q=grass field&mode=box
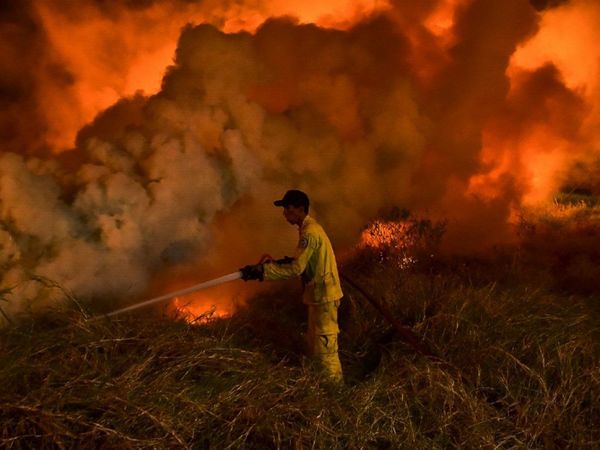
[1,203,599,449]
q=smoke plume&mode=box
[0,0,598,317]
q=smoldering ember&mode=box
[0,1,599,448]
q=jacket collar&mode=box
[300,214,313,230]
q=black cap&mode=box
[273,189,309,209]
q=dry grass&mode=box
[1,203,599,449]
[517,202,600,295]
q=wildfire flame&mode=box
[360,220,427,269]
[169,282,245,324]
[172,295,231,324]
[360,220,412,249]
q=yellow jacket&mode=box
[263,215,343,304]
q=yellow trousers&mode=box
[305,299,343,383]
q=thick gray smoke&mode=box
[0,91,263,316]
[0,0,594,320]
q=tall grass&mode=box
[1,204,599,448]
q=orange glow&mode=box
[6,0,599,267]
[34,1,203,150]
[510,1,600,92]
[123,44,178,96]
[257,0,389,29]
[172,293,232,324]
[424,0,466,42]
[463,0,600,210]
[518,130,572,205]
[504,0,600,205]
[166,281,247,324]
[31,0,389,152]
[468,129,570,206]
[360,220,420,268]
[220,0,390,32]
[361,220,411,249]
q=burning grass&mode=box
[1,204,600,448]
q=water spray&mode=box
[89,271,242,321]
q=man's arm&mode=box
[263,234,316,281]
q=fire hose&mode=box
[88,264,435,359]
[85,263,457,382]
[88,271,242,321]
[338,272,436,359]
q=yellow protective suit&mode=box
[263,215,343,383]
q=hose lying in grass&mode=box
[339,271,436,358]
[339,272,479,390]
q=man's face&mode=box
[283,204,305,225]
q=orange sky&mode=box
[32,0,390,150]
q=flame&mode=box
[172,294,232,324]
[360,220,421,269]
[360,220,411,249]
[168,282,244,323]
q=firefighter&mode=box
[240,190,344,383]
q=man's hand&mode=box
[240,264,264,281]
